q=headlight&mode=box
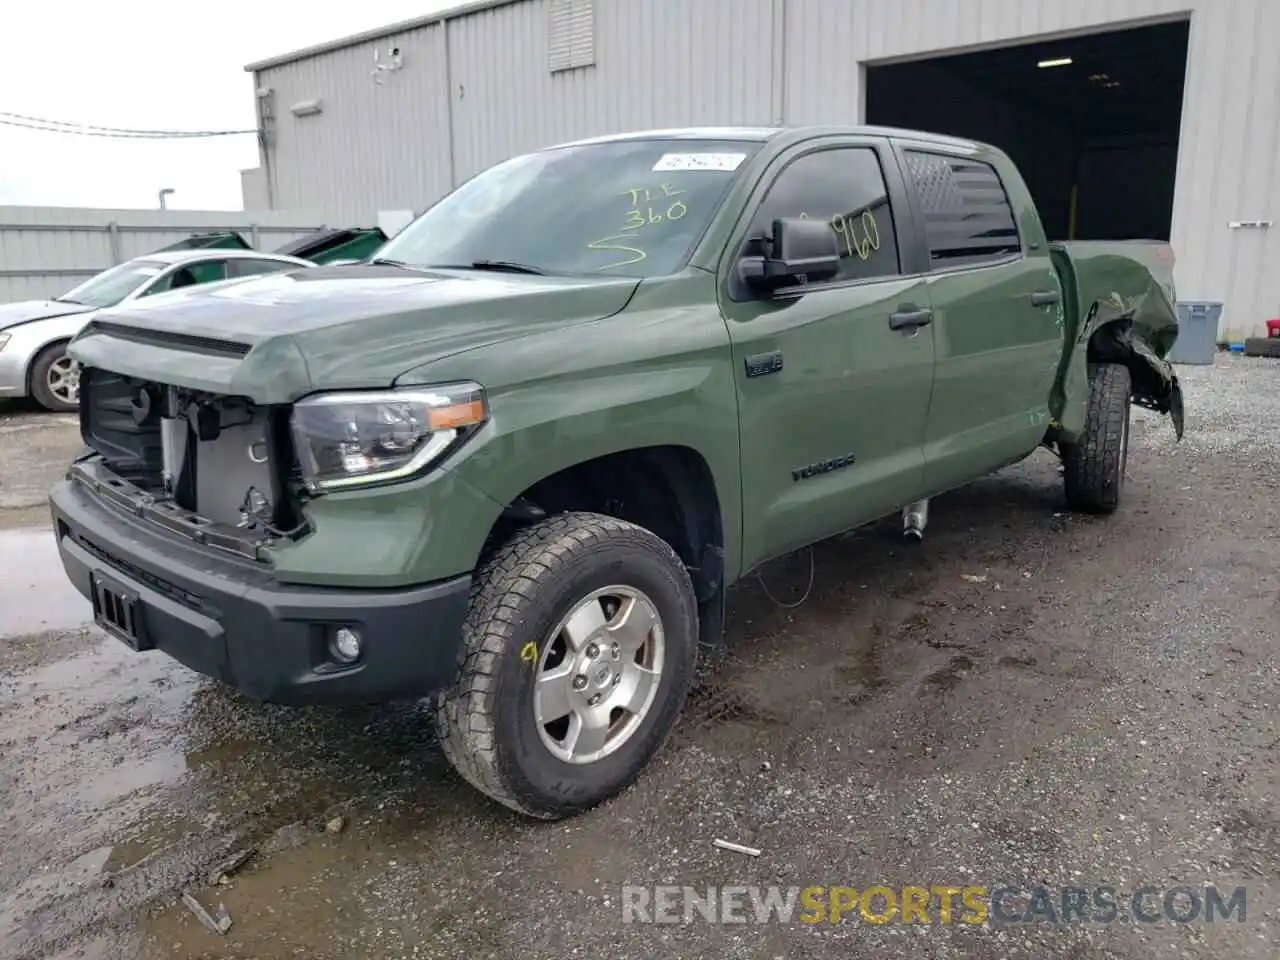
[0,332,10,352]
[291,382,487,491]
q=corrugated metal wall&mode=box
[252,0,1280,339]
[445,0,778,179]
[0,207,326,303]
[260,24,452,223]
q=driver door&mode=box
[718,139,936,571]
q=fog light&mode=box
[330,627,363,663]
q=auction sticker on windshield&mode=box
[652,152,746,172]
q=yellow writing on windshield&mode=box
[624,183,685,205]
[586,183,689,270]
[587,232,647,267]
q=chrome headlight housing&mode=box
[290,382,487,491]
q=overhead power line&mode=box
[0,110,258,139]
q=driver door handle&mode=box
[1030,290,1060,307]
[888,306,933,331]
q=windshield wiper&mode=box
[470,259,548,275]
[430,259,549,276]
[53,297,84,304]
[373,258,551,276]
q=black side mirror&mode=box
[740,217,841,293]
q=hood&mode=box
[67,264,640,403]
[0,299,95,331]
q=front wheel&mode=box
[434,511,698,819]
[29,342,80,413]
[1062,361,1132,513]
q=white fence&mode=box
[0,206,330,303]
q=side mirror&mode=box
[741,217,841,293]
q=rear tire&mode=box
[29,341,80,413]
[434,511,698,819]
[1062,362,1131,514]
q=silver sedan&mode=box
[0,249,314,412]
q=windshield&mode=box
[375,138,763,278]
[59,261,164,308]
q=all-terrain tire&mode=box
[29,341,79,413]
[434,511,698,819]
[1062,361,1132,514]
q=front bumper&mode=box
[49,476,472,706]
[0,334,34,397]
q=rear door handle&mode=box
[888,307,933,331]
[1030,290,1060,307]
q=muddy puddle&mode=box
[0,559,465,959]
[0,512,476,957]
[0,527,91,636]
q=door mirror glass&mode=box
[741,217,841,293]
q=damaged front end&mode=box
[72,367,307,561]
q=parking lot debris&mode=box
[207,847,257,887]
[325,815,346,835]
[712,838,762,857]
[182,891,233,934]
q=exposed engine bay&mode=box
[76,367,304,557]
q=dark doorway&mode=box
[865,20,1189,241]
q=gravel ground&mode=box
[0,354,1277,960]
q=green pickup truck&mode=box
[50,125,1184,819]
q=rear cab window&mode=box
[902,150,1021,268]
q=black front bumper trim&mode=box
[50,477,471,707]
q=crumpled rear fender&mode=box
[1050,242,1185,443]
[1086,310,1185,441]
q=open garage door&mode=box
[866,20,1190,242]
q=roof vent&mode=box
[548,0,595,73]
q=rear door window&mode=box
[227,258,296,279]
[185,260,228,284]
[142,260,228,296]
[903,151,1020,267]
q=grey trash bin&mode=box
[1168,301,1222,365]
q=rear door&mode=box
[893,143,1063,495]
[719,137,936,571]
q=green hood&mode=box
[68,265,640,403]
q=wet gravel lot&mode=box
[1,354,1278,959]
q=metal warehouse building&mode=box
[243,0,1279,341]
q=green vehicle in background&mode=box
[49,125,1183,819]
[158,226,390,264]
